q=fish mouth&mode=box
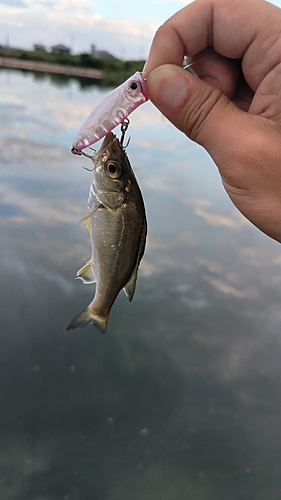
[98,132,121,155]
[101,131,115,147]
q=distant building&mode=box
[51,44,71,54]
[34,44,46,51]
[91,44,115,59]
[96,50,115,59]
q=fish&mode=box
[66,131,147,333]
[71,72,149,152]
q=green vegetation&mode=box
[0,46,145,74]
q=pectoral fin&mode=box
[123,265,138,302]
[76,260,95,284]
[80,202,105,225]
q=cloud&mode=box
[0,0,27,6]
[195,206,246,228]
[137,139,179,151]
[204,276,249,298]
[197,258,223,274]
[155,0,190,3]
[0,0,157,58]
[51,0,90,11]
[182,198,247,229]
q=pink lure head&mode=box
[72,72,149,152]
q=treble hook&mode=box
[80,150,95,171]
[82,149,107,171]
[71,145,99,159]
[120,118,130,147]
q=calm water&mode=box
[0,69,280,500]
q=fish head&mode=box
[91,132,134,200]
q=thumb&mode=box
[146,64,281,242]
[146,64,240,156]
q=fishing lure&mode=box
[72,71,149,153]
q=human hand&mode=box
[143,0,281,243]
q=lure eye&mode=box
[105,161,122,179]
[129,81,138,91]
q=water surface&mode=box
[0,69,280,500]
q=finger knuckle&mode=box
[182,84,225,144]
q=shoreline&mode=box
[0,56,103,79]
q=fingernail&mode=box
[142,60,148,78]
[148,66,188,111]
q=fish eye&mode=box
[108,163,117,174]
[105,161,122,179]
[129,81,138,90]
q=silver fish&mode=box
[66,132,147,333]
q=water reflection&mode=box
[0,69,280,499]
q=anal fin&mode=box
[76,260,95,284]
[123,266,138,302]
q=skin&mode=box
[143,0,281,243]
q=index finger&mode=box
[143,0,281,92]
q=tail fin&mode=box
[66,306,108,333]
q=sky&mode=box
[0,0,190,60]
[1,0,281,60]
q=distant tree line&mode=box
[0,46,145,73]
